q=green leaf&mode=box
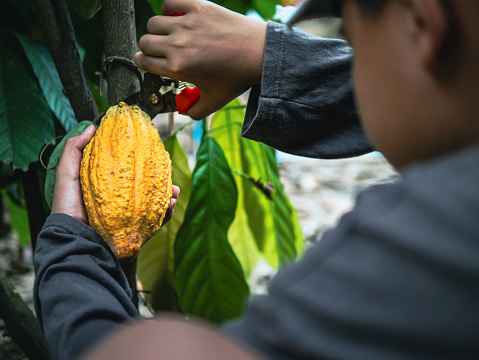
[147,0,163,15]
[261,146,305,267]
[2,187,30,247]
[239,143,275,257]
[137,135,192,312]
[15,33,77,132]
[251,0,280,19]
[0,34,55,171]
[222,0,247,13]
[69,0,101,20]
[210,101,262,282]
[244,143,304,269]
[174,136,249,324]
[44,121,96,208]
[211,101,304,270]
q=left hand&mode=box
[51,125,179,225]
[51,125,96,224]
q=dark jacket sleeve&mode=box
[242,21,372,159]
[33,213,140,360]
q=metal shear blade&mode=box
[124,73,179,118]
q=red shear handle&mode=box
[176,86,201,114]
[170,12,201,114]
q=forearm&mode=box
[33,214,139,360]
[243,21,372,159]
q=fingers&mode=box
[183,88,242,120]
[146,15,177,35]
[134,52,173,78]
[163,185,180,225]
[138,35,168,57]
[172,185,180,199]
[183,100,210,120]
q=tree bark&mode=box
[33,0,99,122]
[0,267,50,360]
[102,0,141,308]
[102,0,141,105]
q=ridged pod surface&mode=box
[80,102,172,261]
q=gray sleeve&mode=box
[33,214,140,360]
[223,152,479,359]
[242,21,372,159]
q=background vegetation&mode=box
[0,0,306,358]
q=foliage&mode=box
[137,102,304,324]
[174,136,248,323]
[0,33,55,171]
[69,0,101,20]
[137,134,192,312]
[2,185,30,247]
[0,0,304,328]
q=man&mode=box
[34,1,479,359]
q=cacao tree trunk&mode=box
[102,0,141,105]
[101,0,141,308]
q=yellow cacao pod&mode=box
[80,102,172,261]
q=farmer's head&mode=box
[290,0,479,169]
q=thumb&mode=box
[74,124,96,151]
[57,125,96,180]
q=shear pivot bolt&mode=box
[149,94,159,105]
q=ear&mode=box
[407,0,449,70]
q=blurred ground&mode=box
[0,231,34,360]
[279,151,399,243]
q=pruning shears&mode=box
[122,72,200,119]
[126,12,200,119]
[98,12,200,121]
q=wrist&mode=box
[239,18,267,87]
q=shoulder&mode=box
[323,144,479,272]
[353,144,479,226]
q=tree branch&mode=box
[102,0,141,105]
[0,267,50,360]
[32,0,98,122]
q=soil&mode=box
[0,139,398,359]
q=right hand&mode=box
[134,0,268,120]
